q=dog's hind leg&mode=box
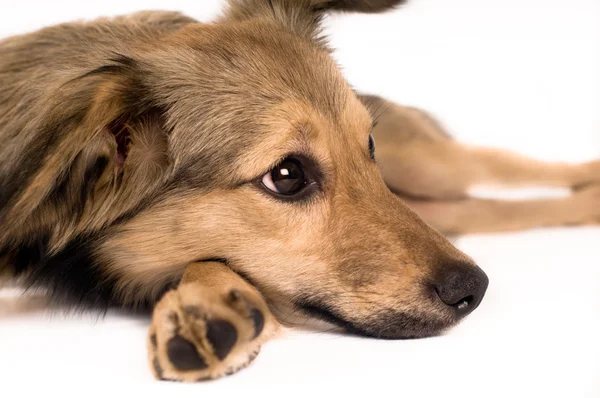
[361,94,599,232]
[378,138,600,200]
[398,184,600,234]
[361,94,600,200]
[148,261,278,382]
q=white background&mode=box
[0,0,599,397]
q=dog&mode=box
[1,0,599,382]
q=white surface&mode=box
[1,1,599,397]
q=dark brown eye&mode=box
[261,158,306,196]
[368,134,376,160]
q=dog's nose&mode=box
[433,263,489,317]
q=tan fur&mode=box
[400,184,600,234]
[0,11,193,251]
[0,0,595,383]
[149,262,277,382]
[363,95,600,232]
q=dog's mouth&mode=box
[295,299,455,339]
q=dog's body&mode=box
[1,0,598,382]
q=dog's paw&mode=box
[148,284,271,382]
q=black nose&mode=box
[433,263,489,317]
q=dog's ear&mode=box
[223,0,406,40]
[64,55,171,200]
[6,55,172,239]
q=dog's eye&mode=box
[368,134,376,160]
[261,158,307,195]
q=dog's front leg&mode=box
[148,261,278,382]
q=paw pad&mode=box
[149,286,270,381]
[167,335,208,371]
[206,319,238,360]
[250,308,264,339]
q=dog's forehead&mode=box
[158,21,350,115]
[161,22,373,180]
[228,96,374,182]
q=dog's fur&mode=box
[1,0,599,382]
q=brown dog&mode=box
[0,0,597,382]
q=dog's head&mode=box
[17,0,488,338]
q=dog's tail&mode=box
[226,0,406,15]
[224,0,407,38]
[298,0,406,13]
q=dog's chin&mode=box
[297,301,456,339]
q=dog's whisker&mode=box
[366,95,387,122]
[371,100,393,128]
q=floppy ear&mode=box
[223,0,406,40]
[61,56,172,215]
[4,55,172,246]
